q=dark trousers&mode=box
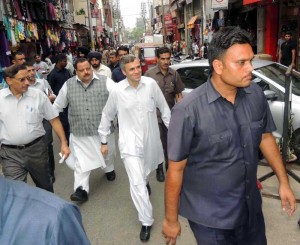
[188,211,267,245]
[158,122,168,168]
[0,137,53,192]
[43,120,55,176]
[59,108,70,145]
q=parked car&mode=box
[170,59,300,160]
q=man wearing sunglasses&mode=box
[0,64,70,192]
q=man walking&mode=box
[87,51,112,78]
[47,54,71,143]
[54,58,116,202]
[0,64,70,192]
[111,46,129,83]
[278,32,296,68]
[162,27,296,245]
[99,55,170,242]
[145,47,184,182]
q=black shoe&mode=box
[156,164,165,182]
[140,225,152,242]
[105,170,116,181]
[70,187,88,202]
[146,182,151,196]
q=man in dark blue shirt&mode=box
[162,27,296,245]
[111,46,129,83]
[0,176,90,244]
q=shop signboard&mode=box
[211,0,228,10]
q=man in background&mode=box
[33,54,49,79]
[108,50,119,72]
[278,32,296,68]
[145,47,184,182]
[87,51,112,78]
[111,46,129,83]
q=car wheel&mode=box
[291,129,300,161]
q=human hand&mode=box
[61,144,70,160]
[101,144,108,158]
[279,183,297,216]
[162,219,181,245]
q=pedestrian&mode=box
[0,176,90,244]
[278,32,296,68]
[87,51,112,78]
[192,40,199,57]
[111,46,129,83]
[276,31,285,59]
[10,51,26,66]
[145,47,184,182]
[53,58,116,202]
[0,64,70,192]
[99,55,170,242]
[47,54,72,143]
[162,26,296,245]
[108,50,119,72]
[33,54,50,79]
[25,61,57,183]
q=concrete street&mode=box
[1,134,300,244]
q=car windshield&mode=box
[255,63,300,96]
[143,48,156,58]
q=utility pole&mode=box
[141,2,146,34]
[87,0,95,50]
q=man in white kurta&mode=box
[98,55,170,242]
[53,58,116,202]
[87,51,112,78]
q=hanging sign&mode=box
[211,0,228,10]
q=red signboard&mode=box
[243,0,260,5]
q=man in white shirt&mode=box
[53,58,116,203]
[0,64,70,192]
[87,51,112,78]
[33,54,49,79]
[99,55,171,242]
[26,61,57,183]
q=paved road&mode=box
[2,134,300,244]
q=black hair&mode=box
[12,51,25,60]
[117,46,129,55]
[156,47,171,58]
[74,58,89,70]
[24,60,35,67]
[55,54,67,63]
[208,26,253,70]
[4,64,28,78]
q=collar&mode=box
[122,76,146,90]
[154,65,173,76]
[76,74,97,88]
[206,78,251,104]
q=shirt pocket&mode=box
[26,112,40,124]
[147,97,155,112]
[250,119,263,148]
[208,130,233,159]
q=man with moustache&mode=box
[53,58,116,202]
[87,51,112,78]
[0,65,70,192]
[25,61,56,183]
[145,47,184,182]
[99,55,170,242]
[162,27,296,245]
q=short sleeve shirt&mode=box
[168,79,276,229]
[281,40,296,66]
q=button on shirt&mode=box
[99,76,171,173]
[0,88,58,145]
[168,79,276,229]
[0,176,91,245]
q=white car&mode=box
[171,59,300,160]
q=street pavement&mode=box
[1,134,300,244]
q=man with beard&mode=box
[87,51,111,78]
[54,58,116,202]
[47,54,71,143]
[99,55,170,242]
[278,32,296,68]
[145,47,184,182]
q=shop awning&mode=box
[187,16,199,29]
[243,0,260,4]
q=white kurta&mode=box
[53,74,116,173]
[98,76,171,175]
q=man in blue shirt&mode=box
[0,176,90,244]
[162,27,296,245]
[111,46,129,83]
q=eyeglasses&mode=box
[12,76,31,82]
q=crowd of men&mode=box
[0,27,298,244]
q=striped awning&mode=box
[187,16,199,29]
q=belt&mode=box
[1,136,43,150]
